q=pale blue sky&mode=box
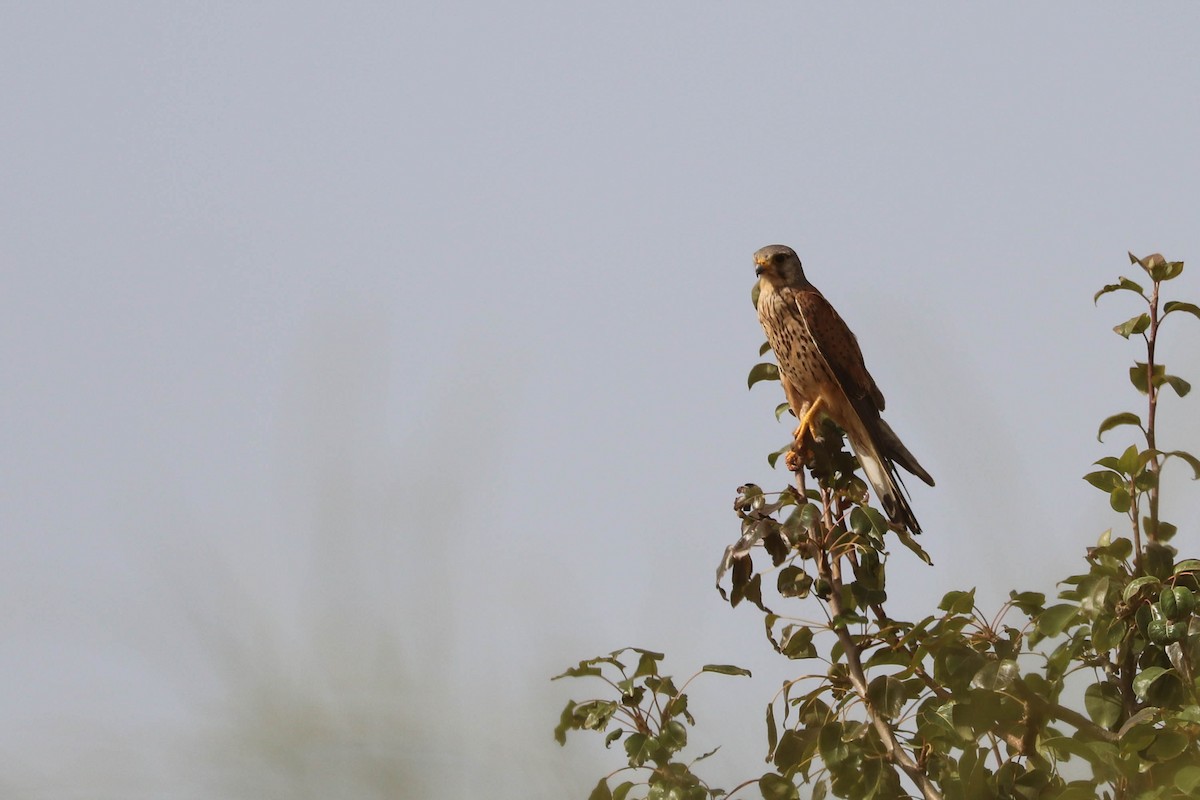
[3,4,1199,797]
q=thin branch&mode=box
[866,602,952,703]
[1015,687,1119,743]
[1145,278,1161,545]
[723,777,763,799]
[806,477,943,800]
[1128,484,1142,576]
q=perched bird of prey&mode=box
[753,244,934,534]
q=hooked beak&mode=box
[754,258,768,277]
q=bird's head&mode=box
[753,244,806,287]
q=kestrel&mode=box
[754,244,934,534]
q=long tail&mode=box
[842,399,932,534]
[851,434,923,534]
[876,418,934,487]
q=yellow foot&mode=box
[791,396,825,443]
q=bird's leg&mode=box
[792,396,825,444]
[785,397,826,474]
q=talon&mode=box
[792,396,825,444]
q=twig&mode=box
[1144,278,1161,546]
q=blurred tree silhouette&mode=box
[179,561,427,799]
[556,252,1200,800]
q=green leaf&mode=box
[621,646,664,659]
[1095,275,1146,304]
[1008,590,1046,615]
[866,674,908,719]
[1091,615,1127,651]
[758,772,799,800]
[1133,666,1169,700]
[1133,467,1159,493]
[1083,470,1123,492]
[1106,536,1134,561]
[1123,575,1161,602]
[817,722,850,767]
[1036,604,1078,638]
[1150,259,1184,282]
[633,651,662,678]
[776,565,812,599]
[732,572,767,611]
[1162,374,1191,397]
[1131,251,1171,277]
[658,719,687,754]
[896,528,931,564]
[701,664,752,677]
[1118,705,1158,732]
[1157,520,1179,541]
[855,505,889,536]
[1109,486,1131,513]
[1084,682,1122,728]
[1130,362,1165,395]
[1082,742,1121,781]
[864,648,913,670]
[612,782,634,800]
[1179,706,1200,724]
[580,700,618,731]
[764,702,778,759]
[751,282,761,308]
[552,664,603,680]
[1096,412,1143,442]
[589,777,613,800]
[1081,575,1111,617]
[643,674,678,697]
[1176,765,1200,794]
[1145,730,1189,761]
[759,340,772,356]
[616,682,644,707]
[624,732,657,766]
[1117,443,1140,475]
[554,700,578,745]
[1174,559,1200,575]
[780,625,817,660]
[767,444,791,469]
[919,700,964,744]
[1164,300,1200,321]
[748,362,780,389]
[1164,449,1200,479]
[771,729,808,772]
[940,589,976,615]
[1145,542,1176,579]
[859,759,902,799]
[1113,313,1151,338]
[970,659,1019,691]
[774,402,792,421]
[1043,735,1113,772]
[954,690,1023,734]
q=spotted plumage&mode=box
[753,244,933,534]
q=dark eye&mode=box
[773,252,786,263]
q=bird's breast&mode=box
[757,287,835,395]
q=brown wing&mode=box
[793,287,934,487]
[792,288,885,411]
